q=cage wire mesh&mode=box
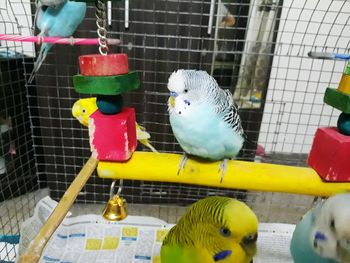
[0,0,350,261]
[0,0,44,261]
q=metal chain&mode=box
[95,0,108,55]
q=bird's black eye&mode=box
[220,227,231,237]
[330,219,335,230]
[82,109,86,114]
[184,89,188,93]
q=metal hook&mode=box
[110,179,123,198]
[207,0,216,35]
[107,1,112,27]
[125,0,129,29]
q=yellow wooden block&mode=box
[86,239,102,250]
[97,152,350,197]
[338,74,350,94]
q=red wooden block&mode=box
[89,107,137,161]
[308,127,350,182]
[79,54,129,76]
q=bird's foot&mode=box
[177,154,188,175]
[218,159,228,183]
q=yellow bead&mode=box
[338,74,350,95]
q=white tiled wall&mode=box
[258,0,350,154]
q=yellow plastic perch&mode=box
[98,151,350,197]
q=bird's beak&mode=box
[169,92,177,108]
[72,103,80,119]
[169,97,175,108]
[71,103,86,126]
[240,233,258,257]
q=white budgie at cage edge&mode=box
[167,70,245,182]
[28,0,86,83]
[290,193,350,263]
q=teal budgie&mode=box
[290,193,350,263]
[37,0,67,6]
[167,70,245,182]
[28,1,86,83]
[161,196,258,263]
[33,0,68,27]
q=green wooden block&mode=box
[324,88,350,114]
[73,72,140,95]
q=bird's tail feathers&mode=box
[241,133,260,154]
[139,139,158,153]
[28,43,52,83]
[242,132,254,146]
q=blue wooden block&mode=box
[96,95,123,115]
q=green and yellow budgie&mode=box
[161,196,258,263]
[72,97,157,153]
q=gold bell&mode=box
[103,194,127,221]
[103,180,128,221]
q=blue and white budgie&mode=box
[290,193,350,263]
[37,0,67,6]
[28,1,86,83]
[33,0,67,40]
[167,69,245,182]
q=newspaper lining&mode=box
[18,196,295,263]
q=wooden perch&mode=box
[18,155,98,263]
